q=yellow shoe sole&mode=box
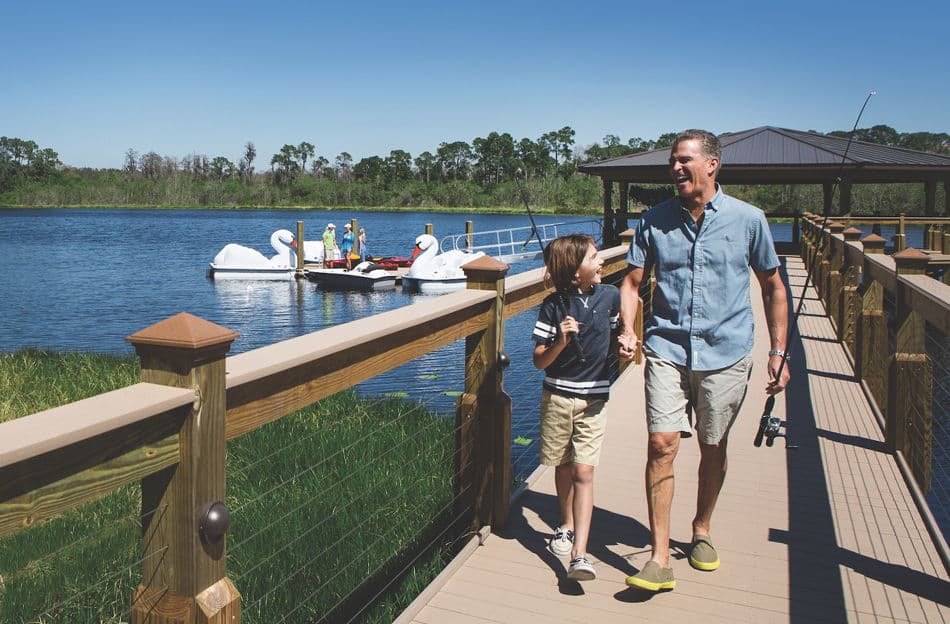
[625,575,676,591]
[688,554,720,571]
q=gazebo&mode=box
[578,126,950,245]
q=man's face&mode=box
[669,139,718,202]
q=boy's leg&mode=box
[555,463,575,531]
[570,463,594,557]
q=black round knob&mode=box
[199,501,231,543]
[498,352,511,369]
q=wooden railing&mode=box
[799,213,950,567]
[0,241,634,623]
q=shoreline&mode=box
[0,203,599,216]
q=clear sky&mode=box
[3,0,947,169]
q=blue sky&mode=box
[3,0,948,169]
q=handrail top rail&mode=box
[900,273,950,333]
[226,288,496,388]
[0,383,194,470]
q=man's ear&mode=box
[706,157,720,177]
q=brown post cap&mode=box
[828,221,846,233]
[461,255,510,281]
[892,248,930,274]
[619,228,636,242]
[860,233,886,254]
[127,312,239,355]
[843,227,863,241]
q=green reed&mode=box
[0,350,459,623]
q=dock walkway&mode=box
[401,256,950,623]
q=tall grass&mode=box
[0,350,460,623]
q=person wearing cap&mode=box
[341,223,355,269]
[322,223,338,268]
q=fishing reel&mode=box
[753,396,795,449]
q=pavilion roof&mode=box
[578,126,950,184]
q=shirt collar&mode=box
[680,183,722,215]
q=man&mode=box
[619,129,790,592]
[322,223,338,268]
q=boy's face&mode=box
[574,243,603,290]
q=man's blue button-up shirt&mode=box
[627,186,780,371]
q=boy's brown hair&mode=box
[543,234,595,293]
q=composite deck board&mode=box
[403,256,950,623]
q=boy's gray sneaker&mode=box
[549,526,574,556]
[567,555,596,581]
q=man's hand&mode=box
[617,332,638,363]
[766,353,790,395]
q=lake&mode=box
[0,208,927,482]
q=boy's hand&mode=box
[559,316,580,344]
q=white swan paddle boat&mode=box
[209,229,298,280]
[304,261,397,291]
[401,234,485,294]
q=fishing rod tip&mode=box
[869,90,877,96]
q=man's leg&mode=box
[693,437,727,537]
[646,431,680,566]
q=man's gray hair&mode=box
[674,129,721,162]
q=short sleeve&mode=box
[627,216,650,268]
[533,296,559,346]
[749,211,780,272]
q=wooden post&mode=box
[126,313,241,624]
[351,218,360,257]
[465,220,474,250]
[617,182,630,235]
[295,220,305,276]
[458,257,511,531]
[840,179,852,216]
[838,227,863,352]
[602,179,615,248]
[924,180,937,217]
[425,223,433,236]
[856,234,887,411]
[894,213,907,252]
[793,213,800,245]
[822,183,834,216]
[825,222,846,330]
[887,249,933,492]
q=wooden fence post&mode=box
[459,257,512,531]
[126,313,241,624]
[894,213,907,252]
[824,222,846,318]
[856,234,887,410]
[465,220,474,250]
[887,249,933,492]
[295,220,305,276]
[838,227,863,352]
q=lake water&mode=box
[0,209,928,482]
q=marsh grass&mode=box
[0,350,459,623]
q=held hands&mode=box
[617,332,638,363]
[766,353,791,395]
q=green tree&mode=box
[297,141,315,173]
[436,141,473,181]
[384,149,413,185]
[413,151,437,183]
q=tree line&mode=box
[1,125,946,211]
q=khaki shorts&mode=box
[539,388,607,467]
[644,349,752,444]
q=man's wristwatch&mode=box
[768,349,788,359]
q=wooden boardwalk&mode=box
[400,256,950,623]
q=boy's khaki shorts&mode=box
[644,349,753,445]
[539,388,607,467]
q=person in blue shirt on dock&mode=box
[533,234,636,582]
[619,129,790,592]
[341,223,355,269]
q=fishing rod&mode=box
[516,168,587,363]
[755,90,876,447]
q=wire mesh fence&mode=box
[925,322,950,542]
